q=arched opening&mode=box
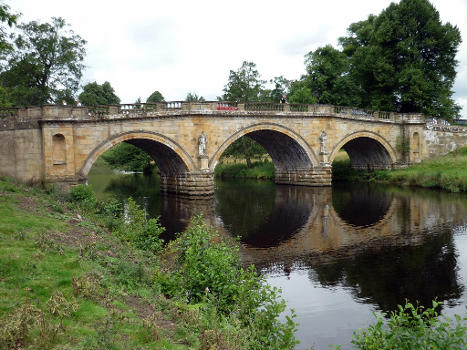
[212,125,317,185]
[341,137,392,170]
[52,133,66,165]
[85,135,195,239]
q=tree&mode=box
[221,137,267,168]
[305,45,362,106]
[0,17,86,106]
[101,143,155,174]
[146,90,165,103]
[0,2,17,60]
[260,76,292,102]
[339,0,461,120]
[185,92,205,102]
[222,61,265,102]
[78,81,120,106]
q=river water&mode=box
[89,167,467,349]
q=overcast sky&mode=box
[10,0,467,117]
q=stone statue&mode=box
[198,131,207,156]
[319,130,327,154]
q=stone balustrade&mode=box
[0,101,443,127]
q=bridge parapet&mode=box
[0,102,439,126]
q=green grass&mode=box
[0,177,193,349]
[215,160,275,179]
[333,147,467,192]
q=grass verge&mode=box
[333,147,467,192]
[215,161,274,179]
[0,176,297,350]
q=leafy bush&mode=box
[158,217,298,350]
[352,301,467,350]
[69,184,97,209]
[116,198,164,254]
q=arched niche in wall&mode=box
[52,133,67,165]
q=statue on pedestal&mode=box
[319,130,327,154]
[198,131,207,157]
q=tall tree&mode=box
[185,92,205,102]
[146,90,165,103]
[339,0,461,120]
[222,61,265,102]
[78,81,120,106]
[0,17,86,106]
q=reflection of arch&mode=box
[329,131,396,168]
[210,123,318,171]
[331,185,393,228]
[79,131,195,177]
[52,133,66,165]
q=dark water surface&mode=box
[89,168,467,349]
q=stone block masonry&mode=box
[0,103,466,196]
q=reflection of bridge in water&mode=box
[171,184,467,312]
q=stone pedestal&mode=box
[275,166,332,187]
[198,155,209,170]
[160,171,214,196]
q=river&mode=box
[89,166,467,349]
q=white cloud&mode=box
[8,0,467,114]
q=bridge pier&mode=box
[275,165,332,186]
[160,171,214,197]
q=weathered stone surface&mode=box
[1,103,466,196]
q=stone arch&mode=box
[52,133,66,165]
[209,123,318,171]
[329,131,397,169]
[79,131,195,178]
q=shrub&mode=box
[159,216,299,350]
[69,184,97,209]
[351,301,467,350]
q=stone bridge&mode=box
[1,101,466,196]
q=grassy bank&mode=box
[215,161,274,179]
[0,177,297,350]
[2,177,466,350]
[333,147,467,192]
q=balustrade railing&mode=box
[245,102,284,111]
[0,102,438,125]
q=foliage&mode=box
[69,184,97,209]
[333,147,467,192]
[117,197,164,254]
[260,76,292,102]
[78,81,120,106]
[215,160,274,179]
[339,0,461,120]
[0,2,17,60]
[158,217,299,350]
[289,45,362,106]
[221,61,266,102]
[146,90,164,103]
[221,136,268,168]
[0,17,86,106]
[185,91,205,102]
[101,142,155,173]
[351,300,467,350]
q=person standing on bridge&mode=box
[280,94,287,104]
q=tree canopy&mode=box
[0,17,86,106]
[78,81,120,106]
[288,0,461,120]
[221,61,266,102]
[146,90,165,103]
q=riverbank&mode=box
[0,177,297,350]
[333,147,467,192]
[214,160,274,179]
